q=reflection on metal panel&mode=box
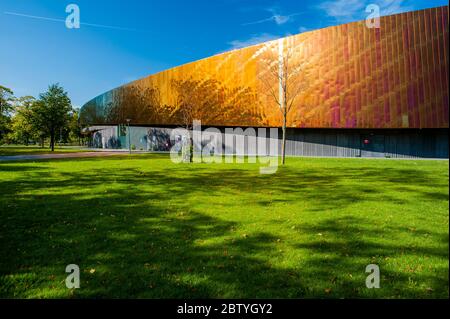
[81,6,449,129]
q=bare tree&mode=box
[259,38,309,165]
[171,78,205,162]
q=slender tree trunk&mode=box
[189,137,193,163]
[182,125,193,163]
[281,112,287,165]
[182,135,193,163]
[50,130,55,152]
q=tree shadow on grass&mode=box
[0,187,306,298]
[0,157,448,298]
[291,216,448,298]
[2,161,447,210]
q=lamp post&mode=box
[126,119,131,154]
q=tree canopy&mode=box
[30,84,72,151]
[8,96,38,145]
[0,86,15,142]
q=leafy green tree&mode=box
[8,96,38,145]
[0,85,15,142]
[31,84,72,151]
[0,85,14,114]
[69,108,83,145]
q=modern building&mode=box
[80,6,449,158]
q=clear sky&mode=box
[0,0,447,107]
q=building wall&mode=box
[283,128,448,158]
[89,126,118,149]
[89,125,448,159]
[81,6,449,130]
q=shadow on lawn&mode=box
[0,158,448,298]
[291,216,448,297]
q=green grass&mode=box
[0,154,448,298]
[0,145,86,156]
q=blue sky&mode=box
[0,0,447,107]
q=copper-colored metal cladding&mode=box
[81,6,449,129]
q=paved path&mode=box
[0,151,127,162]
[1,151,446,162]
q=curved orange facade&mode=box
[81,6,449,129]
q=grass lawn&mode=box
[0,154,448,298]
[0,145,86,157]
